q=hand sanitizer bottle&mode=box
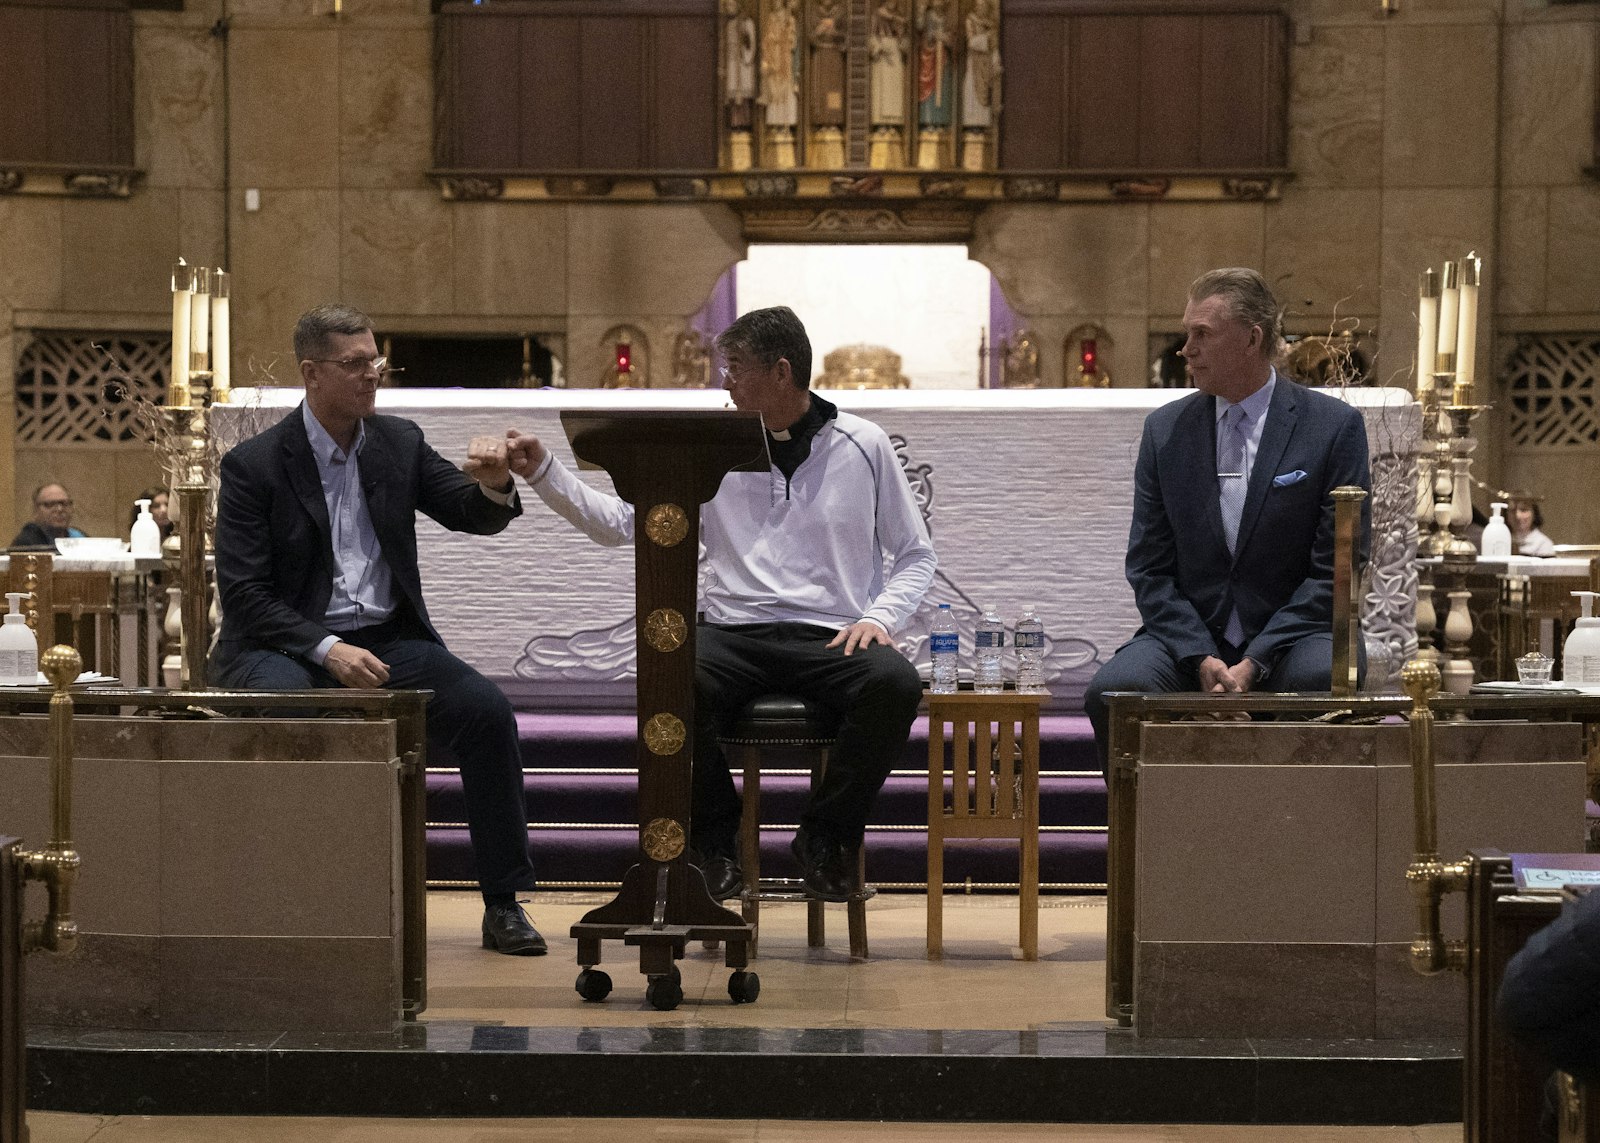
[130,498,162,558]
[0,592,38,685]
[1563,591,1600,688]
[1481,502,1512,558]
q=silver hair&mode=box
[1188,268,1282,359]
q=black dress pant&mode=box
[692,622,923,851]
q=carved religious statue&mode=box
[761,0,801,167]
[721,0,758,169]
[915,0,955,168]
[959,0,999,169]
[808,0,848,166]
[869,0,909,167]
[671,331,713,388]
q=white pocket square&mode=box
[1272,470,1308,487]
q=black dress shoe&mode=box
[698,855,744,901]
[791,828,857,903]
[481,903,548,956]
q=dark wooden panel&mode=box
[579,16,646,168]
[442,15,523,168]
[649,15,717,167]
[0,10,52,162]
[997,14,1064,168]
[1199,13,1270,167]
[520,16,583,168]
[49,8,114,163]
[1070,14,1140,168]
[1137,14,1200,168]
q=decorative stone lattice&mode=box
[1504,335,1600,448]
[15,332,167,444]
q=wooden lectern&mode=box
[562,408,768,1010]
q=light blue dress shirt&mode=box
[302,405,396,664]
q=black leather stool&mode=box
[717,693,873,959]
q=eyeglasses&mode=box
[38,498,72,509]
[309,355,390,374]
[719,362,765,384]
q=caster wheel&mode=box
[575,969,613,1002]
[646,976,684,1011]
[728,970,760,1004]
[670,964,682,986]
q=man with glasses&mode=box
[10,483,88,549]
[1083,267,1372,773]
[505,306,935,904]
[211,303,545,956]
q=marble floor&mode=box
[21,891,1467,1138]
[423,888,1109,1028]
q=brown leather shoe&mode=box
[481,903,548,955]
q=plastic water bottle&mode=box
[1014,606,1045,694]
[930,604,959,693]
[974,603,1005,693]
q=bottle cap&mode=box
[136,498,151,513]
[4,592,24,616]
[1573,591,1599,620]
[1490,502,1506,516]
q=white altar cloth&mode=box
[215,386,1417,709]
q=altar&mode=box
[214,386,1419,709]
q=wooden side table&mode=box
[925,689,1047,960]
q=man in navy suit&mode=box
[212,303,545,955]
[1084,268,1371,770]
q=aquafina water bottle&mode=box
[974,603,1005,693]
[1015,606,1045,693]
[930,604,959,693]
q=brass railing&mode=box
[1401,657,1469,975]
[3,645,83,1143]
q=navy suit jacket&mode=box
[212,406,520,670]
[1125,376,1371,676]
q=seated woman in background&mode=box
[1509,493,1556,557]
[129,487,174,543]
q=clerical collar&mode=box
[767,393,837,485]
[770,427,792,441]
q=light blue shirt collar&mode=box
[302,403,365,465]
[1214,368,1276,427]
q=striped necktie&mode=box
[1218,404,1248,556]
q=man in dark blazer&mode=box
[212,303,544,955]
[1085,268,1371,770]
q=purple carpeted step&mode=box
[427,826,1107,890]
[427,772,1107,830]
[508,712,1100,773]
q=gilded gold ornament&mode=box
[644,503,689,547]
[644,607,688,653]
[643,712,686,756]
[642,817,685,862]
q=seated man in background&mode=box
[11,482,86,549]
[1084,267,1371,772]
[211,303,545,956]
[506,306,935,903]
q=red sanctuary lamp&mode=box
[1078,338,1098,384]
[614,339,634,386]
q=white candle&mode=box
[170,261,192,404]
[1455,253,1480,389]
[189,268,211,376]
[1435,260,1459,375]
[210,269,231,398]
[1416,268,1438,393]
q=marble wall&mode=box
[1,0,1597,542]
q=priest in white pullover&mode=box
[505,306,936,903]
